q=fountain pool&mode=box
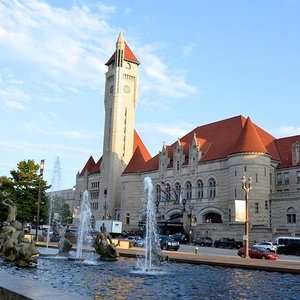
[1,254,299,299]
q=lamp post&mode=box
[182,198,186,212]
[35,159,45,241]
[189,204,194,244]
[242,175,252,259]
[103,200,108,219]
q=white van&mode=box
[272,237,300,256]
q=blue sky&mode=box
[1,0,300,190]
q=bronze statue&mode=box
[0,201,40,267]
[2,198,17,223]
[56,225,72,256]
[94,224,119,260]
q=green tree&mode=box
[0,176,14,223]
[4,160,50,224]
[47,194,72,224]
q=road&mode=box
[178,244,300,262]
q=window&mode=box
[284,172,289,184]
[175,182,181,202]
[228,208,232,223]
[208,178,216,199]
[91,181,100,189]
[297,171,300,184]
[197,180,204,200]
[166,184,171,201]
[270,173,272,185]
[126,213,130,225]
[265,200,268,210]
[90,190,99,200]
[255,173,258,183]
[287,207,296,224]
[255,202,259,213]
[276,173,282,185]
[234,188,237,198]
[185,181,192,200]
[176,161,180,171]
[156,185,161,202]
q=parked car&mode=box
[23,223,32,233]
[214,238,243,249]
[253,241,277,252]
[193,237,213,247]
[170,233,188,244]
[238,246,279,260]
[125,236,146,247]
[159,235,180,251]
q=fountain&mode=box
[75,190,93,260]
[134,177,167,274]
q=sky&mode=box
[1,0,300,190]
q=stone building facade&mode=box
[75,34,300,243]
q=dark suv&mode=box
[159,235,180,251]
[170,233,188,244]
[193,237,213,247]
[214,238,243,249]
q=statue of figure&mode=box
[94,224,119,260]
[2,198,17,223]
[0,205,40,267]
[57,225,72,256]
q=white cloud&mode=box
[22,123,101,139]
[139,122,193,140]
[0,0,117,90]
[138,43,197,99]
[182,43,195,58]
[272,125,300,138]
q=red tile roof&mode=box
[79,131,151,176]
[139,115,281,173]
[80,156,96,175]
[105,42,140,66]
[123,131,152,173]
[230,117,268,155]
[275,136,300,169]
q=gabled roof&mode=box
[139,115,281,173]
[230,117,268,155]
[275,135,300,169]
[105,42,140,66]
[80,156,96,176]
[123,131,152,174]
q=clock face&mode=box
[123,85,130,93]
[110,85,114,93]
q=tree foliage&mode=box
[0,160,50,224]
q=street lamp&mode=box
[242,175,252,259]
[103,193,108,220]
[35,159,45,241]
[182,198,186,212]
[189,204,194,244]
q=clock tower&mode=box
[100,32,140,219]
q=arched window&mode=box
[156,185,161,202]
[197,180,204,200]
[287,207,296,224]
[208,178,216,199]
[186,181,192,200]
[166,183,171,202]
[174,182,181,203]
